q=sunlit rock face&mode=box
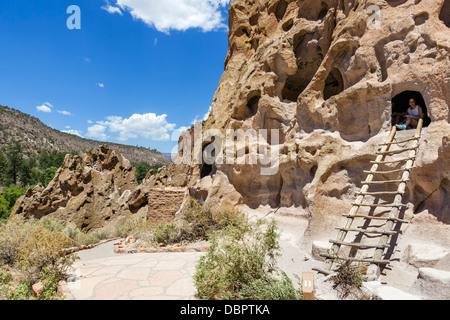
[152,0,450,226]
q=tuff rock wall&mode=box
[159,0,450,228]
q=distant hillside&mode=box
[0,105,170,165]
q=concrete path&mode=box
[66,241,205,300]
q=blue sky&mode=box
[0,0,230,153]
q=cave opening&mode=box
[232,93,260,120]
[323,68,344,100]
[275,0,288,22]
[391,90,431,128]
[282,33,323,102]
[440,0,450,28]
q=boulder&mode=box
[402,242,450,268]
[362,281,421,300]
[409,268,450,300]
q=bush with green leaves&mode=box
[149,199,245,246]
[193,218,303,300]
[133,162,164,184]
[0,184,29,222]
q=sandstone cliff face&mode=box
[10,146,185,231]
[157,0,449,227]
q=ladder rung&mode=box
[356,191,405,196]
[376,147,418,155]
[351,203,408,208]
[361,179,409,185]
[312,267,335,276]
[380,137,420,145]
[320,253,391,265]
[336,227,397,235]
[363,168,408,174]
[329,240,390,249]
[342,214,409,223]
[370,157,415,164]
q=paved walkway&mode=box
[66,241,205,300]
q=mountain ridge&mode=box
[0,105,170,165]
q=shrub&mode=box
[0,217,78,300]
[193,218,303,300]
[16,226,75,278]
[152,223,179,245]
[331,259,366,299]
[0,216,36,266]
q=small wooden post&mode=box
[302,272,315,300]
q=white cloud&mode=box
[170,125,190,142]
[203,105,212,121]
[108,0,230,33]
[190,105,212,125]
[87,120,94,124]
[87,124,109,141]
[36,102,53,113]
[97,83,105,88]
[89,113,176,142]
[62,129,84,138]
[102,4,123,15]
[57,110,73,116]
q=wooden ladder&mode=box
[314,119,424,280]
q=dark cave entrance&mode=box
[391,91,431,127]
[440,0,450,28]
[324,67,344,101]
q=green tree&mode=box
[38,152,52,171]
[18,158,35,187]
[0,184,29,221]
[4,141,23,186]
[0,151,7,185]
[134,162,151,184]
[44,167,59,185]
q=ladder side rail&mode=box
[323,126,398,272]
[366,119,423,280]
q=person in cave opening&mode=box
[396,98,424,130]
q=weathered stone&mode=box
[311,241,332,261]
[409,268,450,300]
[362,281,421,300]
[10,146,138,231]
[403,242,450,268]
[9,146,186,231]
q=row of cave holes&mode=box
[234,0,449,120]
[274,0,330,24]
[232,65,344,122]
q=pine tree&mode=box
[0,151,6,185]
[4,140,23,186]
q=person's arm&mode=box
[418,107,424,119]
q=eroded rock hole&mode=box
[440,0,450,28]
[282,33,323,101]
[318,2,329,19]
[282,18,294,31]
[385,0,408,7]
[414,12,429,26]
[200,163,213,179]
[324,68,344,100]
[232,93,261,120]
[391,90,431,127]
[245,95,260,119]
[275,0,288,22]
